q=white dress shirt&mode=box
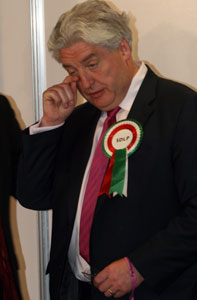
[30,61,148,282]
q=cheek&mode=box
[96,66,117,89]
[104,61,117,76]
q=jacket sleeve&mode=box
[16,125,64,210]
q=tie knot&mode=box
[107,106,120,118]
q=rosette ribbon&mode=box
[99,119,143,197]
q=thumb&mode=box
[71,81,77,94]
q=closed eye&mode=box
[69,71,76,76]
[67,69,77,76]
[88,63,98,70]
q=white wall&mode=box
[0,0,196,299]
[44,0,77,88]
[112,0,197,89]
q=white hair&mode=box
[48,0,132,62]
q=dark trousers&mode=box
[78,281,92,300]
[59,261,92,300]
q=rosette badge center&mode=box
[100,119,143,197]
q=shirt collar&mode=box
[119,61,148,113]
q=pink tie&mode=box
[79,106,120,262]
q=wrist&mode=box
[40,116,64,127]
[124,257,136,300]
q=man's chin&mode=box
[90,101,115,112]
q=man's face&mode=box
[60,41,135,111]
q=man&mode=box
[0,94,22,299]
[17,0,197,299]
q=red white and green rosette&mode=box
[99,119,143,197]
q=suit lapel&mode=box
[128,66,158,127]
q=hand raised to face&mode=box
[40,76,78,127]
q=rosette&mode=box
[99,119,143,197]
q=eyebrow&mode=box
[63,53,97,69]
[81,53,97,63]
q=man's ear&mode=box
[119,39,131,61]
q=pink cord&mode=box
[124,257,136,300]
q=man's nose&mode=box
[78,70,94,89]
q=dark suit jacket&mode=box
[17,67,197,300]
[0,95,22,299]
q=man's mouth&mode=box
[89,89,105,99]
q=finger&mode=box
[68,81,78,106]
[96,278,112,293]
[93,270,108,287]
[70,80,77,94]
[45,83,74,109]
[62,77,78,106]
[104,288,114,298]
[43,88,64,106]
[113,290,125,298]
[104,288,122,298]
[62,75,78,84]
[62,84,75,105]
